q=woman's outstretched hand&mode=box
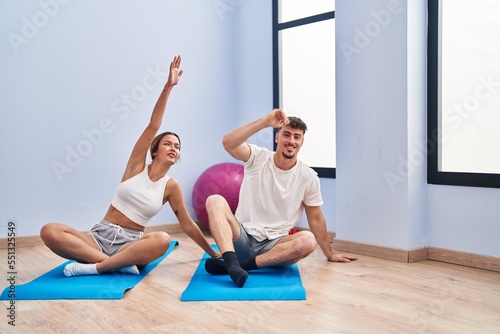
[167,55,183,87]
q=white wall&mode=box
[336,0,500,258]
[336,0,413,249]
[428,186,500,256]
[0,0,339,238]
[407,0,429,249]
[0,0,240,236]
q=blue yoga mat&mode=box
[0,240,178,300]
[181,246,306,301]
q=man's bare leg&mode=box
[255,231,316,267]
[206,195,248,287]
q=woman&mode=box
[40,55,219,277]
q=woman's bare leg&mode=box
[41,223,170,276]
[95,232,171,273]
[40,223,107,263]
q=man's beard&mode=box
[282,151,295,160]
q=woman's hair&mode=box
[150,131,181,161]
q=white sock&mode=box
[116,265,140,275]
[63,262,99,277]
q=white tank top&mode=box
[111,164,170,226]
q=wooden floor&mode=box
[1,233,499,334]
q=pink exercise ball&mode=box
[192,162,244,229]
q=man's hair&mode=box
[283,116,307,134]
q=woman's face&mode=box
[153,134,180,164]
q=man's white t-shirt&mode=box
[235,144,323,242]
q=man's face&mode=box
[275,126,304,160]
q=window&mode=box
[273,1,336,178]
[428,0,500,188]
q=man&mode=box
[205,109,357,287]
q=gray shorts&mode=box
[233,224,283,260]
[89,220,144,256]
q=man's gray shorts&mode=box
[89,220,144,256]
[233,224,284,260]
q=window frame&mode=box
[427,0,500,188]
[272,0,336,178]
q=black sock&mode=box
[205,258,228,275]
[205,256,258,275]
[240,257,258,271]
[222,251,248,288]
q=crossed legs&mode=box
[40,223,170,276]
[205,195,317,287]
